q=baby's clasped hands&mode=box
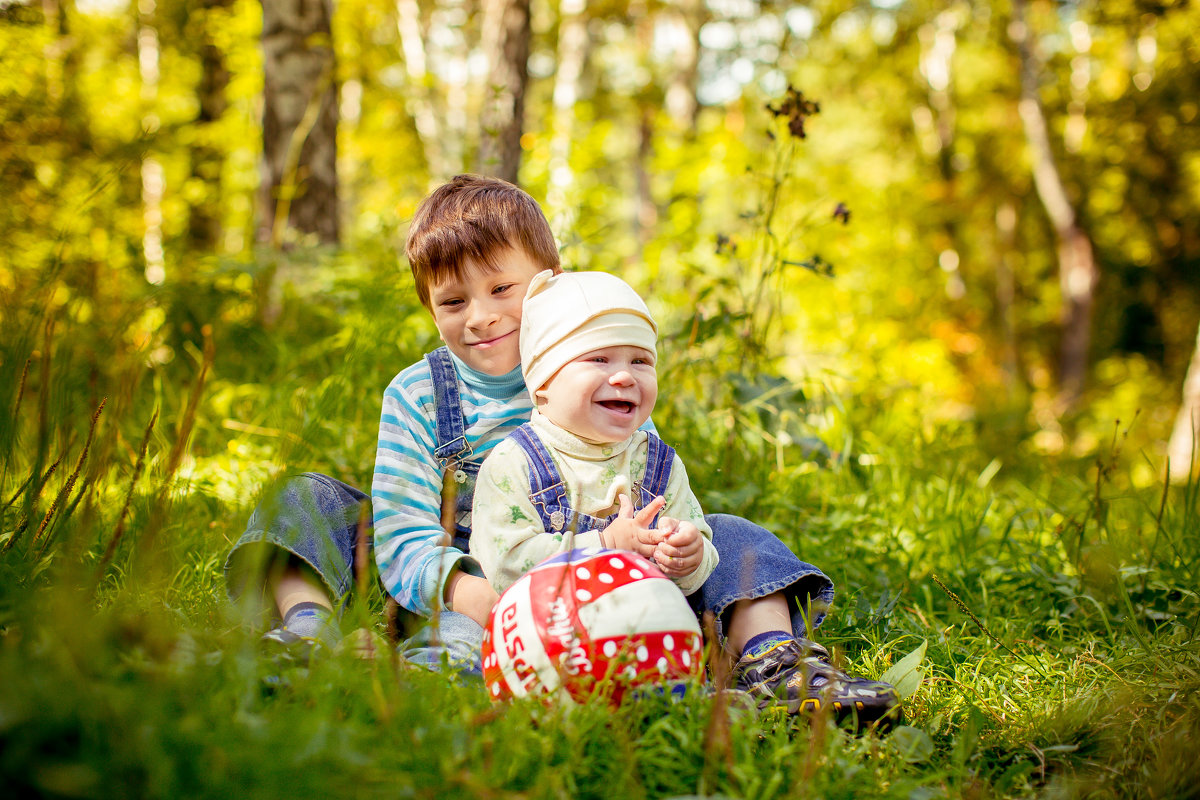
[652,515,704,578]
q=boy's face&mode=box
[535,345,658,444]
[428,248,545,376]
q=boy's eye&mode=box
[493,283,515,295]
[438,298,463,308]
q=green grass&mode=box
[2,256,1198,799]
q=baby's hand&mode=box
[653,518,704,578]
[603,494,665,559]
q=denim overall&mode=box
[426,347,481,554]
[508,423,673,538]
[224,347,836,671]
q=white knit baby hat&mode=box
[520,270,658,392]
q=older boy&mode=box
[224,175,897,723]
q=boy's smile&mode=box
[535,345,658,443]
[429,248,546,376]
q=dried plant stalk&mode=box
[32,397,106,553]
[96,408,158,576]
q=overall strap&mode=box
[638,432,676,500]
[509,425,569,533]
[425,347,472,465]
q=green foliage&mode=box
[4,0,1200,796]
[3,238,1199,796]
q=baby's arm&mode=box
[650,454,717,594]
[472,439,606,593]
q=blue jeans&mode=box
[225,474,835,668]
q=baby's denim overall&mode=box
[223,346,835,670]
[507,423,674,538]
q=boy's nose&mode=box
[467,300,499,328]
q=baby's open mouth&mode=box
[598,400,634,413]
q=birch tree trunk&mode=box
[477,0,531,184]
[188,0,233,252]
[396,0,453,181]
[138,0,165,284]
[546,0,589,225]
[1167,320,1200,482]
[258,0,339,247]
[665,0,704,128]
[1011,0,1097,411]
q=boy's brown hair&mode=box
[406,174,560,307]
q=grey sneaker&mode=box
[732,638,900,729]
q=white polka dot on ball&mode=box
[576,589,592,601]
[609,557,625,569]
[636,645,649,662]
[599,573,614,584]
[663,634,674,651]
[603,641,617,657]
[657,657,668,672]
[630,569,643,579]
[576,567,590,580]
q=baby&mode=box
[472,269,718,595]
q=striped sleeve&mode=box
[371,364,477,616]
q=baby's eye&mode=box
[492,283,515,295]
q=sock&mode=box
[282,602,340,648]
[741,631,793,658]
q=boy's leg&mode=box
[225,472,367,648]
[700,514,898,726]
[259,563,341,651]
[396,609,485,679]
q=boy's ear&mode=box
[533,386,549,402]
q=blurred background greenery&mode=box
[2,1,1200,797]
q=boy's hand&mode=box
[603,494,665,558]
[653,518,704,578]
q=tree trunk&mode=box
[665,0,704,128]
[1011,0,1097,411]
[258,0,339,247]
[1167,319,1200,483]
[546,0,589,218]
[187,0,234,252]
[396,0,455,181]
[477,0,531,184]
[138,0,165,284]
[919,12,965,302]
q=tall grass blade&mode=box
[0,357,32,527]
[931,573,1049,680]
[2,456,62,553]
[140,326,214,570]
[30,398,106,555]
[96,408,158,577]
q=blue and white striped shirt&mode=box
[371,352,532,616]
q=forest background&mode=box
[2,0,1200,798]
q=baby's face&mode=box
[427,248,544,376]
[535,345,657,444]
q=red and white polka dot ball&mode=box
[481,547,704,705]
